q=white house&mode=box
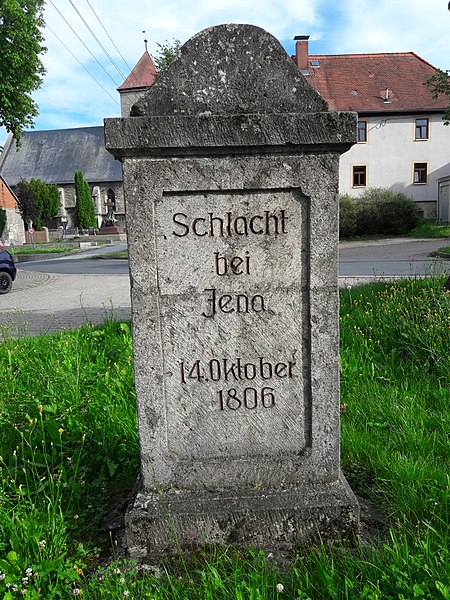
[293,36,450,219]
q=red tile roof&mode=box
[300,52,449,113]
[118,51,157,91]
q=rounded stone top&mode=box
[131,24,328,117]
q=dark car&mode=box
[0,245,17,294]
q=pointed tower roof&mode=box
[118,51,158,91]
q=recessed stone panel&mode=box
[153,189,310,460]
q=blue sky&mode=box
[1,0,449,147]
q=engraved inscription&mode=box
[214,251,251,275]
[202,288,266,317]
[218,387,275,411]
[180,356,295,413]
[180,357,296,384]
[172,209,288,238]
[170,208,290,318]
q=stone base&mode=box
[125,474,360,559]
[98,226,125,235]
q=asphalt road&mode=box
[16,238,449,277]
[18,257,130,275]
[339,238,448,277]
[1,238,448,336]
[16,243,129,275]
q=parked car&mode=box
[0,245,17,294]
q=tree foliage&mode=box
[27,179,59,223]
[74,171,96,229]
[14,179,60,229]
[0,0,46,144]
[15,180,41,228]
[426,69,450,125]
[154,38,181,73]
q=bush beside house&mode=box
[339,188,421,239]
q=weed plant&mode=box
[0,279,449,598]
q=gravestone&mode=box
[105,23,359,558]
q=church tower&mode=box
[117,51,158,117]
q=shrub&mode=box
[339,194,358,238]
[339,188,420,238]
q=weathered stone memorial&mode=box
[105,24,359,557]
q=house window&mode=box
[415,118,429,140]
[352,165,367,187]
[357,120,367,143]
[413,162,428,184]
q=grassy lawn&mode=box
[408,220,450,239]
[0,278,448,598]
[12,245,80,255]
[12,243,112,256]
[11,245,128,260]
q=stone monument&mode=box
[105,24,359,558]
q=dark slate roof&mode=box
[303,52,449,114]
[0,126,122,186]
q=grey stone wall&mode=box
[1,207,25,245]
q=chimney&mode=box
[294,35,310,72]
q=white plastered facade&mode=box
[339,113,450,218]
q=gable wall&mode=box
[0,177,18,209]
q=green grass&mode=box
[12,245,79,255]
[438,246,450,254]
[0,279,449,598]
[408,220,450,238]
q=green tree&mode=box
[15,180,41,228]
[14,179,60,229]
[0,0,46,144]
[74,171,96,229]
[426,69,450,125]
[154,38,181,73]
[27,179,60,223]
